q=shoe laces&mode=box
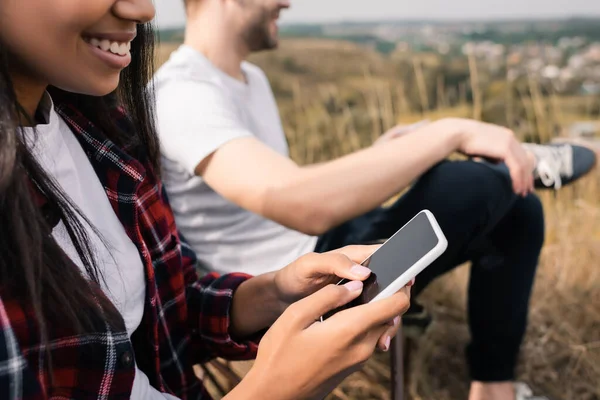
[514,382,551,400]
[524,144,573,189]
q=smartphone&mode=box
[322,210,448,320]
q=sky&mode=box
[154,0,600,28]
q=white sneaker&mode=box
[522,144,574,189]
[515,382,551,400]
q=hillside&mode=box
[155,39,600,400]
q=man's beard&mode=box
[243,7,279,52]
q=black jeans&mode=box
[314,160,545,382]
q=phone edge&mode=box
[368,209,448,303]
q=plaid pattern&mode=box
[0,101,259,399]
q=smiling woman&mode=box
[0,0,154,105]
[0,0,166,397]
[0,0,410,398]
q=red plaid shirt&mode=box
[0,100,259,399]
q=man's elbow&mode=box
[289,207,336,236]
[261,187,337,236]
[262,203,334,236]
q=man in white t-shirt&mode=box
[152,1,595,399]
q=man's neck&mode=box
[184,15,249,82]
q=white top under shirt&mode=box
[153,45,318,276]
[22,94,179,400]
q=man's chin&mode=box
[250,39,279,53]
[268,34,280,49]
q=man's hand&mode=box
[436,118,535,196]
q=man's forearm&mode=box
[265,121,462,235]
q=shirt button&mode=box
[120,351,134,368]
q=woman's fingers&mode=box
[378,316,401,351]
[282,281,364,329]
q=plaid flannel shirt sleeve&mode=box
[180,236,261,363]
[158,184,261,363]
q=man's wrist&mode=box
[430,118,467,152]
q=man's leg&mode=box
[315,160,545,398]
[316,159,517,256]
[467,193,544,399]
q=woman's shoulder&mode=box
[51,91,154,169]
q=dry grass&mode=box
[156,39,600,400]
[394,178,600,400]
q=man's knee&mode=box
[510,194,545,250]
[413,161,515,224]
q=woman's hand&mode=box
[227,280,411,400]
[230,246,380,338]
[273,245,378,306]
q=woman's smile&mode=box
[82,31,135,69]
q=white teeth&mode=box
[88,37,131,56]
[99,40,110,51]
[109,42,119,54]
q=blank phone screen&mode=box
[323,212,440,319]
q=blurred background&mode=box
[154,1,600,399]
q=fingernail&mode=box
[393,316,400,327]
[407,278,415,287]
[350,264,371,277]
[383,336,391,352]
[344,280,364,292]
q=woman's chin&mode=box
[56,76,120,98]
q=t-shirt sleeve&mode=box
[155,80,252,175]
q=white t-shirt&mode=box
[22,94,178,400]
[153,45,318,276]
